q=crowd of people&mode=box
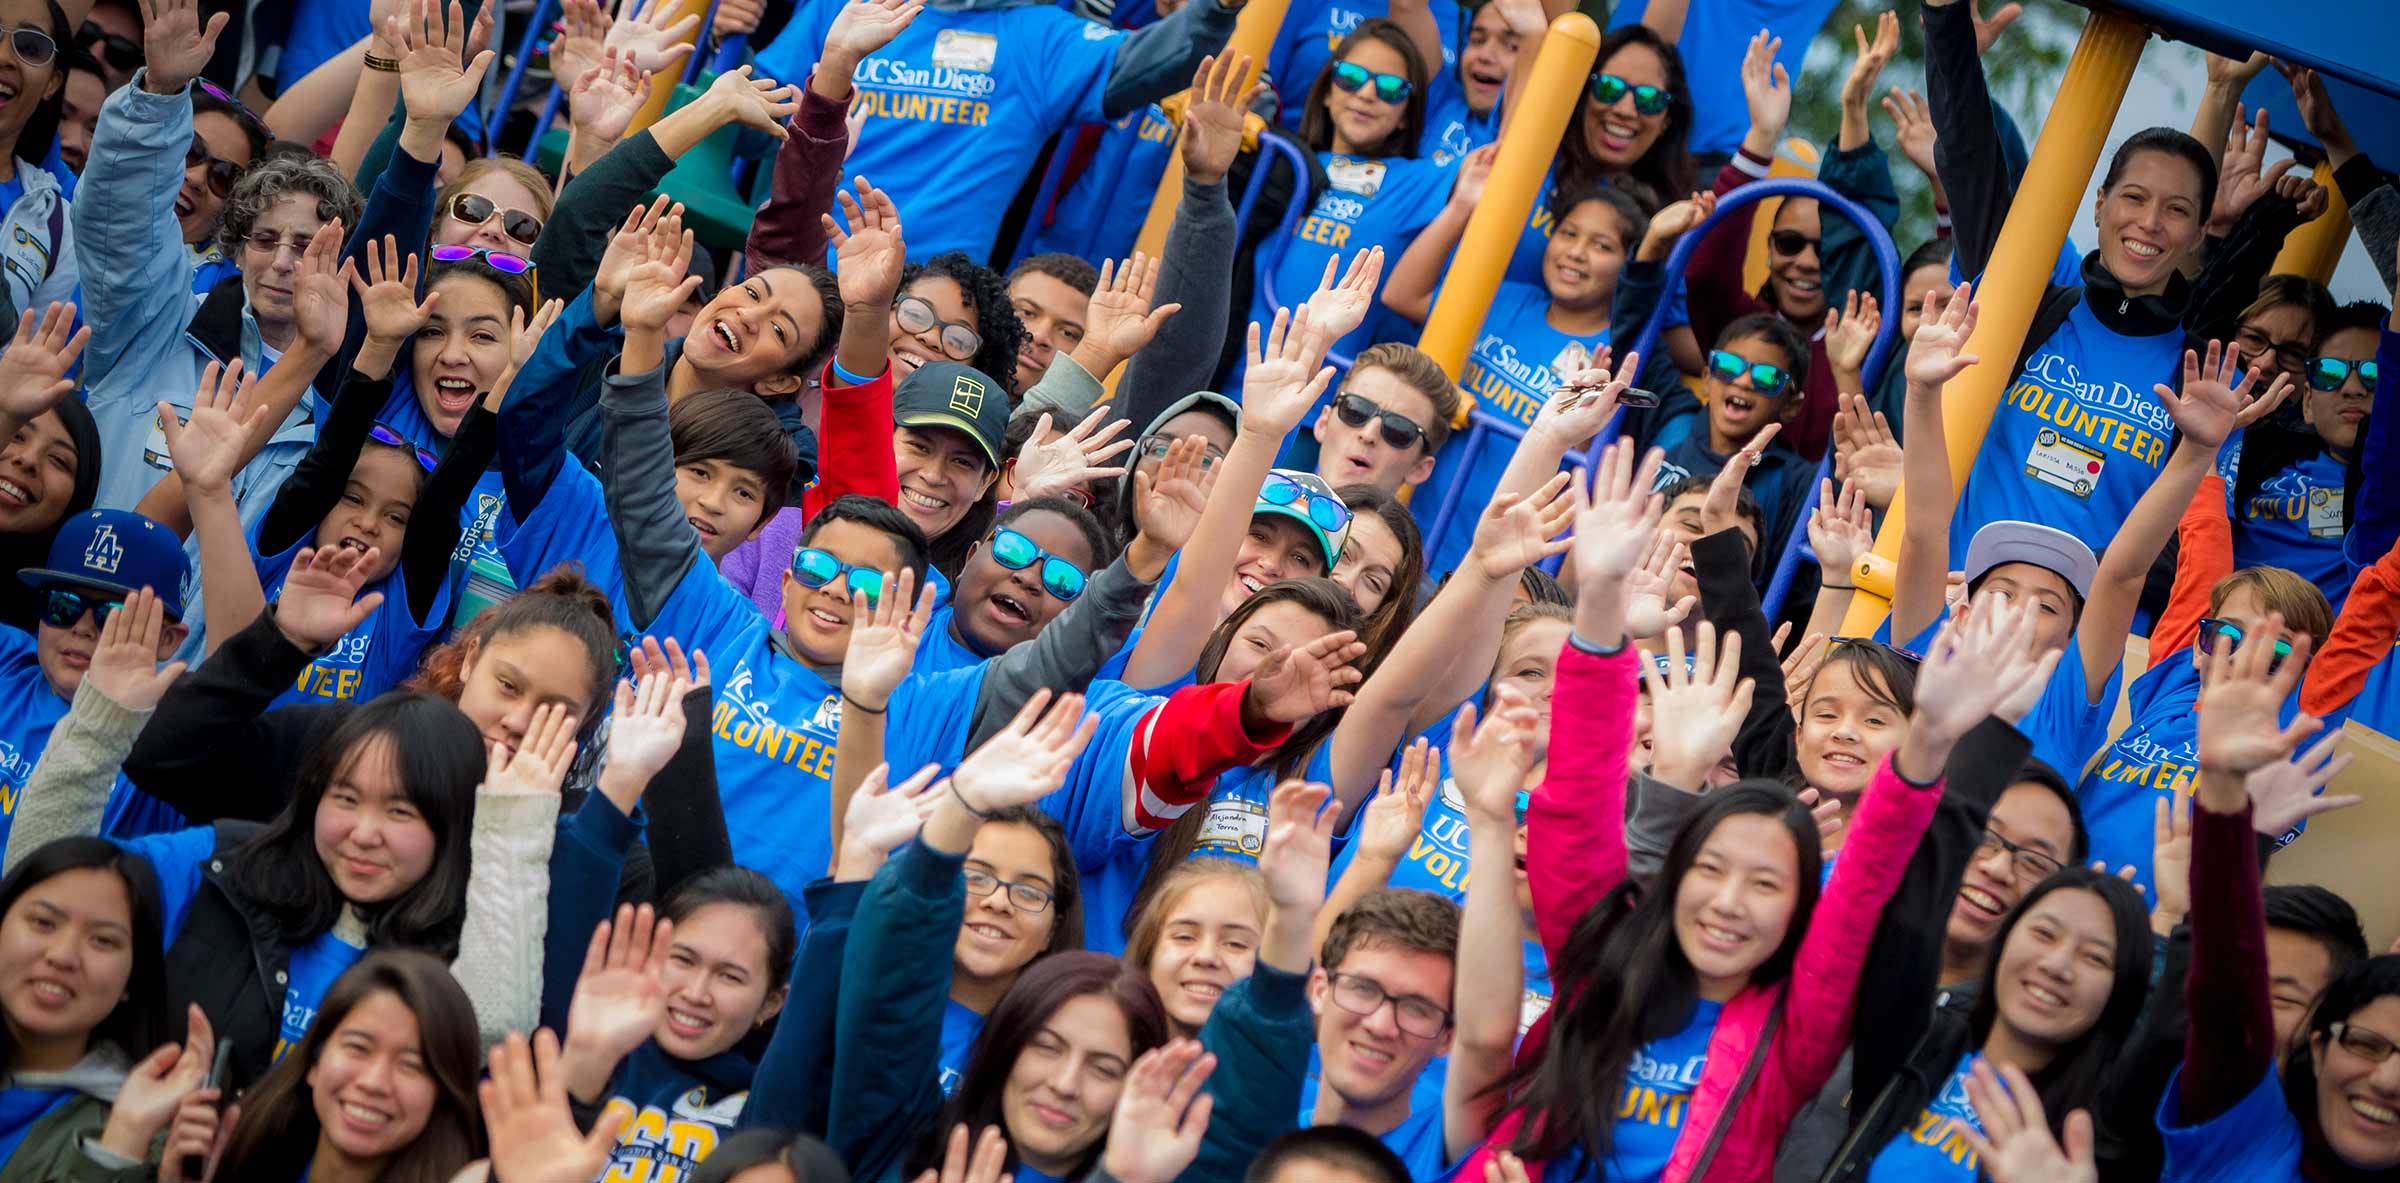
[0,0,2394,1179]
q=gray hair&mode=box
[216,151,364,258]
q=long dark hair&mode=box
[1297,18,1428,158]
[214,950,484,1183]
[661,865,801,1061]
[1498,783,1823,1162]
[1556,25,1695,214]
[898,253,1026,395]
[974,805,1085,964]
[914,952,1169,1181]
[405,566,619,731]
[225,692,483,956]
[1334,484,1423,671]
[0,837,170,1073]
[7,0,72,167]
[1963,869,2152,1139]
[2282,953,2400,1172]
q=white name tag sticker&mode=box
[1325,156,1387,197]
[1195,798,1268,857]
[143,408,180,471]
[2023,427,2103,498]
[2309,487,2345,538]
[931,29,997,73]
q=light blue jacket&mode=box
[0,161,78,330]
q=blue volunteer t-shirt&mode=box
[2155,1063,2303,1183]
[1947,299,2186,563]
[1601,0,1836,158]
[277,930,368,1061]
[1037,680,1171,955]
[1268,0,1460,125]
[1247,152,1457,365]
[1025,105,1179,264]
[939,999,985,1095]
[499,462,626,613]
[1420,69,1497,166]
[2220,439,2351,608]
[1189,746,1340,865]
[916,604,992,675]
[254,527,450,710]
[1380,1106,1458,1183]
[757,1,1126,261]
[2076,657,2299,895]
[1864,1053,1986,1182]
[0,628,72,846]
[1504,173,1686,332]
[1542,998,1719,1183]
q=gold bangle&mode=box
[363,51,400,72]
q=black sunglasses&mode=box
[75,21,133,69]
[1333,392,1429,451]
[1768,229,1820,258]
[186,134,242,198]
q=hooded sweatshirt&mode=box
[0,1045,146,1183]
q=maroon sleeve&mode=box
[2178,796,2277,1123]
[744,87,853,274]
[1683,152,1773,356]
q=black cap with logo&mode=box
[893,361,1012,468]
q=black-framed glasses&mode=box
[76,20,137,71]
[2307,356,2378,393]
[1587,72,1669,115]
[895,295,981,361]
[963,867,1055,912]
[4,22,56,67]
[1331,60,1412,104]
[369,424,441,472]
[1706,350,1793,399]
[791,547,885,606]
[186,134,242,198]
[430,243,534,275]
[1135,434,1222,468]
[1768,229,1819,258]
[988,527,1087,602]
[445,193,545,246]
[1259,472,1352,533]
[40,588,122,629]
[2234,326,2313,377]
[1327,971,1451,1037]
[1975,828,2064,883]
[1332,392,1429,451]
[2328,1022,2400,1066]
[2198,617,2294,672]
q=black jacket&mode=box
[162,820,308,1092]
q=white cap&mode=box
[1963,521,2098,600]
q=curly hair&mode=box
[898,252,1027,390]
[217,152,365,257]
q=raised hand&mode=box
[2157,340,2292,450]
[1911,593,2058,748]
[2207,108,2292,235]
[1257,779,1337,912]
[0,303,90,425]
[394,0,497,127]
[1450,687,1541,822]
[1882,87,1941,183]
[603,0,698,75]
[1570,439,1670,586]
[1446,143,1498,210]
[1638,622,1755,790]
[594,197,673,323]
[1824,290,1880,377]
[1465,472,1576,580]
[1078,253,1182,373]
[2280,64,2357,163]
[2273,171,2330,223]
[97,1005,214,1161]
[1701,421,1779,541]
[1534,348,1631,446]
[595,671,691,812]
[951,690,1097,814]
[1130,434,1218,553]
[2245,728,2359,837]
[2149,789,2192,932]
[838,567,932,708]
[1637,191,1718,261]
[486,702,581,794]
[1012,409,1135,502]
[483,1030,633,1183]
[155,1086,236,1183]
[825,177,907,311]
[1904,281,1980,392]
[713,0,768,35]
[486,298,569,411]
[1353,740,1434,863]
[1780,631,1830,694]
[1830,391,1901,509]
[1102,1040,1218,1183]
[1956,1060,2097,1183]
[352,237,439,347]
[1738,29,1792,150]
[839,761,943,872]
[292,222,353,358]
[701,64,802,139]
[1969,0,2023,56]
[158,360,266,496]
[1303,247,1385,343]
[625,634,711,693]
[2195,612,2316,780]
[1245,631,1369,723]
[141,0,230,94]
[619,206,700,335]
[569,47,653,144]
[1623,530,1696,639]
[563,905,673,1080]
[545,0,611,97]
[1839,12,1900,122]
[272,546,387,652]
[1237,307,1337,438]
[910,1125,1011,1183]
[80,589,187,710]
[1806,478,1873,581]
[822,0,925,75]
[1179,52,1253,186]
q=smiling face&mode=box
[956,510,1095,656]
[780,518,908,668]
[34,583,181,699]
[2238,301,2318,388]
[454,626,601,759]
[1795,657,1905,799]
[1009,272,1088,393]
[311,446,421,586]
[1308,942,1454,1109]
[408,273,513,439]
[1212,600,1337,685]
[1002,993,1133,1172]
[1543,198,1632,311]
[0,0,63,146]
[1672,811,1798,1000]
[434,170,546,253]
[181,110,254,246]
[2092,149,2206,297]
[1991,887,2119,1053]
[2315,994,2400,1169]
[1456,1,1517,114]
[1331,511,1402,617]
[682,268,820,395]
[1222,517,1329,616]
[655,901,786,1060]
[1580,41,1670,170]
[2304,325,2379,455]
[676,458,771,561]
[1701,333,1800,453]
[0,866,135,1063]
[1147,879,1263,1033]
[1312,367,1437,493]
[955,822,1060,990]
[1489,618,1567,761]
[239,192,331,334]
[58,66,101,173]
[893,425,996,542]
[307,990,439,1163]
[1658,490,1757,606]
[2266,929,2339,1055]
[1324,38,1411,156]
[312,736,438,905]
[0,408,77,535]
[890,274,976,383]
[1766,198,1825,322]
[1945,783,2078,970]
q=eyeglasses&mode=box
[1331,60,1413,104]
[1326,971,1452,1038]
[1259,472,1352,533]
[76,21,137,71]
[40,588,123,629]
[988,527,1087,602]
[2234,326,2313,377]
[1333,392,1429,451]
[241,231,316,260]
[2328,1022,2400,1066]
[445,193,545,247]
[2307,356,2378,393]
[4,22,57,67]
[186,135,243,198]
[369,424,441,472]
[895,295,982,361]
[2198,617,2294,672]
[1975,828,2064,883]
[1587,72,1669,115]
[430,243,535,275]
[1706,350,1793,399]
[963,867,1055,913]
[791,547,885,607]
[1768,230,1820,258]
[1135,434,1223,468]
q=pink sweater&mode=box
[1461,639,1940,1183]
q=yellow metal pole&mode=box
[2270,160,2351,283]
[1418,12,1602,391]
[1838,8,2146,635]
[625,0,711,136]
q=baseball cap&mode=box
[1254,469,1352,572]
[1962,521,2097,601]
[894,361,1010,469]
[18,510,192,621]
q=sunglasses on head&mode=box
[2307,356,2378,392]
[988,527,1087,602]
[430,243,535,275]
[186,134,243,198]
[1707,350,1793,399]
[446,193,545,246]
[369,424,441,472]
[791,547,885,606]
[895,295,982,361]
[2198,617,2293,671]
[5,22,56,67]
[1331,60,1412,104]
[1258,472,1352,533]
[1332,392,1429,451]
[76,21,136,69]
[1768,229,1819,258]
[1587,72,1669,115]
[40,588,123,629]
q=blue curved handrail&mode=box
[1252,135,1359,373]
[683,0,727,86]
[490,0,561,155]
